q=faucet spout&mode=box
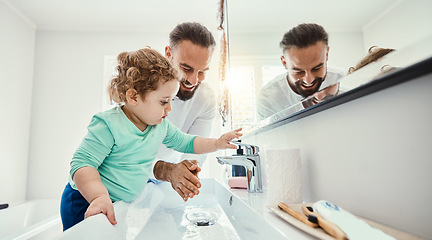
[216,156,254,169]
[216,143,263,193]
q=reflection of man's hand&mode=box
[302,83,340,108]
[154,160,201,202]
[302,96,315,108]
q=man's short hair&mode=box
[169,22,216,50]
[280,23,328,53]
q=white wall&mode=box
[26,27,221,200]
[326,31,364,71]
[242,72,432,238]
[0,2,35,204]
[237,1,432,237]
[363,0,432,51]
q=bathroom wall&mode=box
[239,2,432,238]
[242,70,432,238]
[0,2,35,204]
[1,1,222,204]
[363,0,432,51]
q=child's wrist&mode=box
[90,193,110,204]
[214,139,220,150]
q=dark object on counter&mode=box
[232,142,247,177]
[302,204,347,240]
[0,203,9,210]
[196,221,210,226]
[278,202,319,227]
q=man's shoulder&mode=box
[170,82,216,119]
[189,82,216,109]
[259,72,287,96]
[265,72,286,87]
[327,66,346,78]
[324,66,346,86]
[195,82,216,100]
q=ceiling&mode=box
[227,0,399,33]
[4,0,221,32]
[5,0,399,33]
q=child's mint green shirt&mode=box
[69,106,196,202]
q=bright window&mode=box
[227,62,285,130]
[227,66,257,130]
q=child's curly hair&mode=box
[348,46,395,74]
[108,48,178,104]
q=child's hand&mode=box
[216,128,243,150]
[84,194,117,225]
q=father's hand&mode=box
[153,160,201,201]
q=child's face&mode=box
[134,79,179,127]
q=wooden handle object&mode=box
[302,205,347,240]
[278,202,318,228]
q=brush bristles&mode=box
[308,214,318,224]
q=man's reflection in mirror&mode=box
[257,23,344,120]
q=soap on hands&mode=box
[228,176,248,189]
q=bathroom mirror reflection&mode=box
[226,0,432,133]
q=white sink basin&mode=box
[56,178,287,240]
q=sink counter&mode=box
[227,187,318,240]
[57,178,309,240]
[227,183,424,240]
[55,178,421,239]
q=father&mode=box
[257,23,344,120]
[152,22,217,201]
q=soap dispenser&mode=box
[232,141,247,177]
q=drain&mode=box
[195,221,211,226]
[186,209,217,227]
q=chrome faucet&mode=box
[217,141,263,193]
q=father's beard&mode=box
[176,78,200,101]
[291,74,326,98]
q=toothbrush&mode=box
[302,205,347,240]
[277,202,319,228]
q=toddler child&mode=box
[60,48,241,231]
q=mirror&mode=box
[226,0,432,133]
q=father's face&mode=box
[281,41,329,98]
[165,40,213,101]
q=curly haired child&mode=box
[60,48,241,231]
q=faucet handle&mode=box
[230,140,259,155]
